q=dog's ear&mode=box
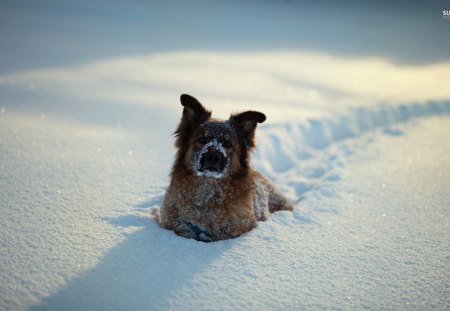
[230,111,266,148]
[174,94,211,148]
[180,94,211,126]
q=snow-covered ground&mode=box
[1,1,450,311]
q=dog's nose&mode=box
[204,151,221,165]
[199,149,227,174]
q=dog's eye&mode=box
[222,140,232,148]
[198,137,207,144]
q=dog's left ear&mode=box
[230,111,266,148]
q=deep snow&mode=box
[1,1,450,310]
[1,89,449,310]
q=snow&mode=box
[1,1,450,310]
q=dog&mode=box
[157,94,293,241]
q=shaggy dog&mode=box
[157,94,292,241]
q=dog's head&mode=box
[172,94,266,178]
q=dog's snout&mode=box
[205,151,221,165]
[200,150,226,173]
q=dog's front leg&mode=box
[173,222,196,239]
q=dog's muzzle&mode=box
[194,139,230,178]
[199,150,226,173]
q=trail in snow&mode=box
[254,101,450,207]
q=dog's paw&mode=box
[172,223,193,239]
[185,222,213,242]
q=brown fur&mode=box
[158,94,293,241]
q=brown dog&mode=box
[157,94,293,241]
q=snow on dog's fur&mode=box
[158,94,293,241]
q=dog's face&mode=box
[192,120,235,178]
[172,94,266,178]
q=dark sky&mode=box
[1,0,449,73]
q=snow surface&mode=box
[1,71,449,310]
[1,2,450,311]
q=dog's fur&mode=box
[158,94,292,241]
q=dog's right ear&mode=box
[180,94,211,127]
[174,94,211,148]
